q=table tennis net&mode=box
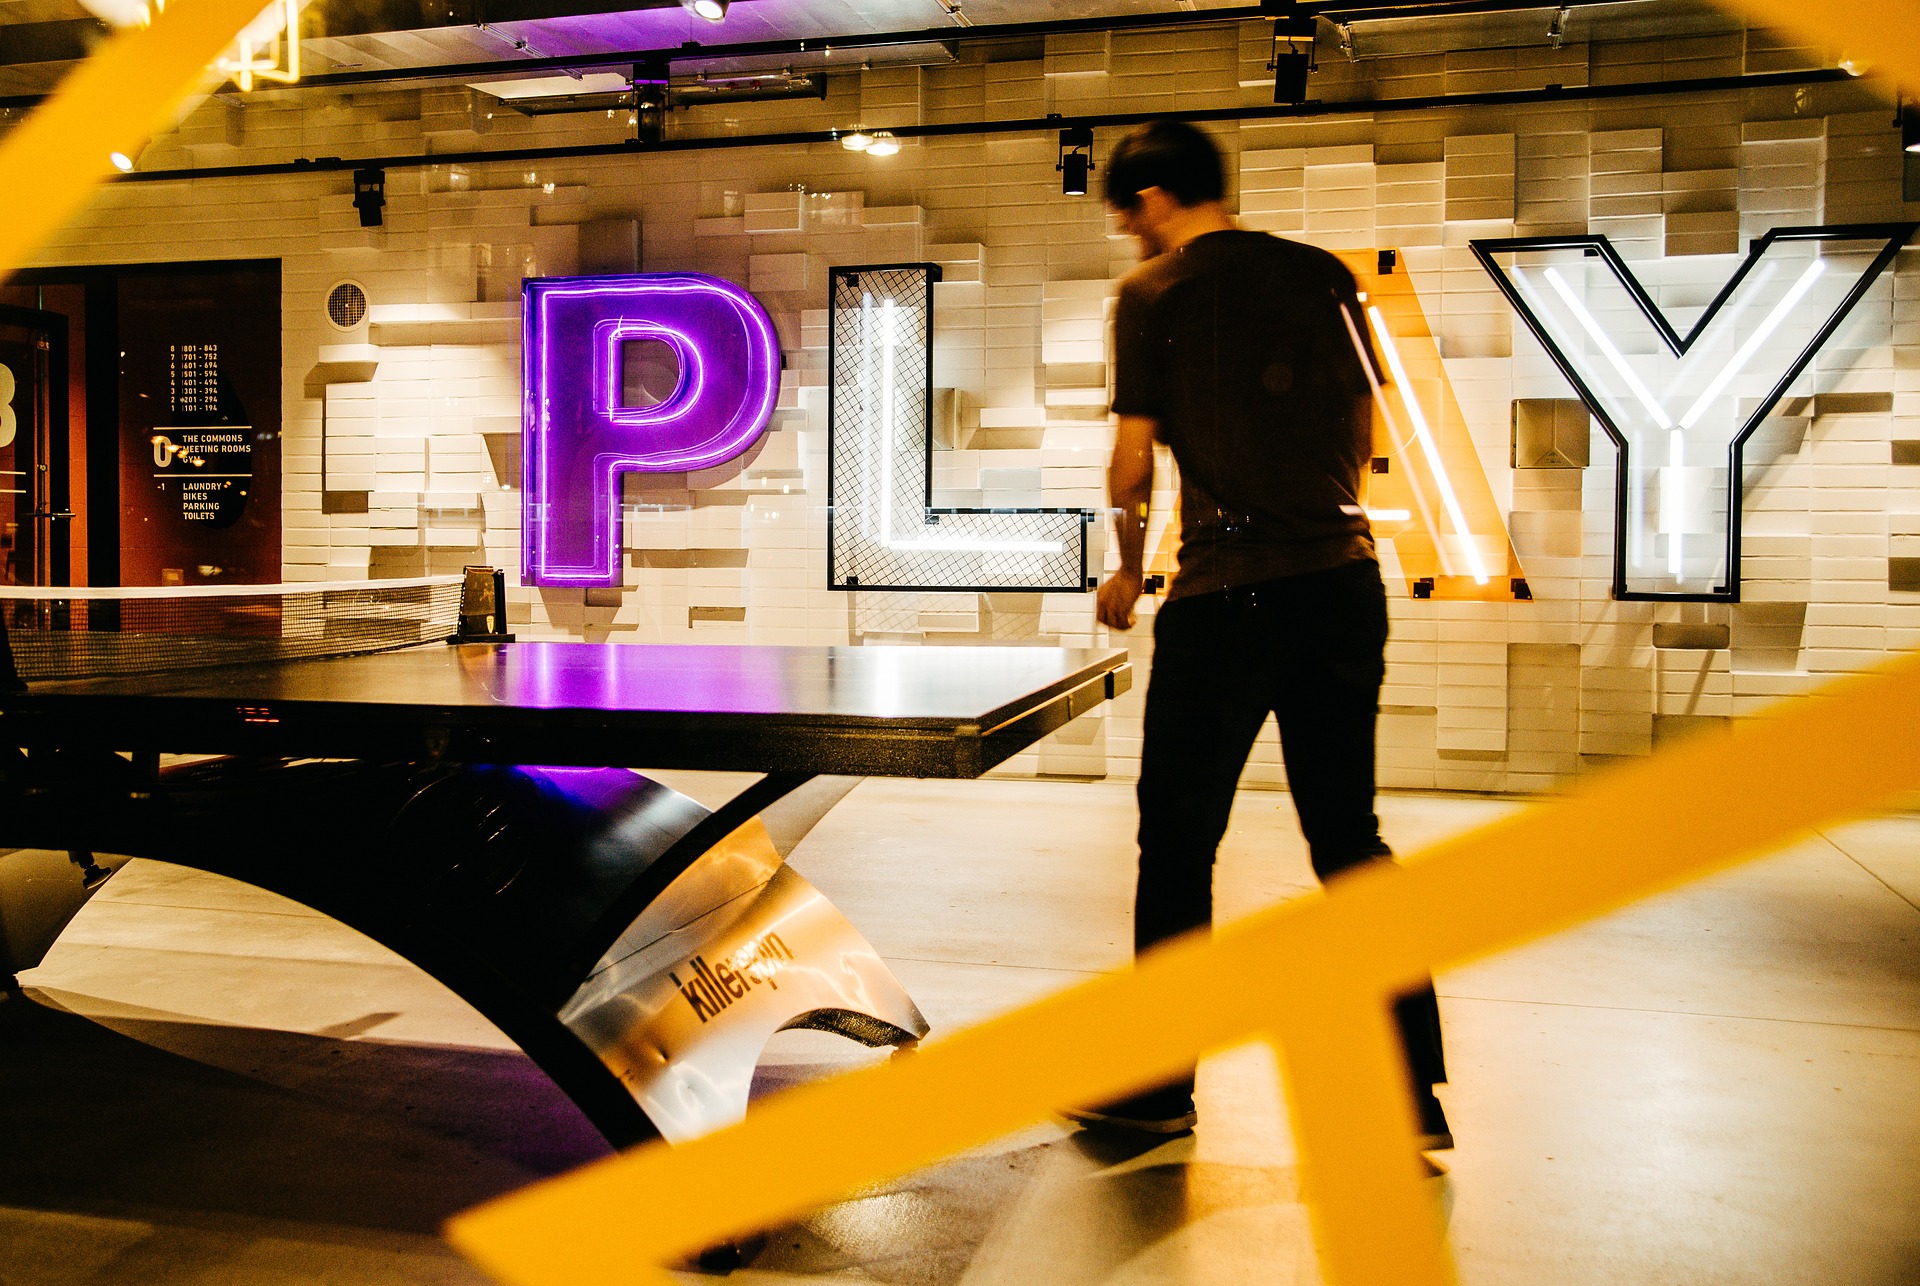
[0,577,463,682]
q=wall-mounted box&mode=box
[1511,398,1591,469]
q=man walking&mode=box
[1070,119,1451,1155]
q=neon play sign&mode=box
[825,263,1089,592]
[522,273,779,588]
[1474,224,1916,601]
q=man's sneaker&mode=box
[1061,1084,1197,1137]
[1417,1086,1454,1152]
[1062,1104,1199,1136]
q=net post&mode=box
[450,565,516,644]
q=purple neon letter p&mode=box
[522,273,779,587]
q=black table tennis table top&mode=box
[0,641,1131,778]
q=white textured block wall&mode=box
[18,19,1920,791]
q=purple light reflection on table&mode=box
[509,642,795,715]
[467,643,1087,722]
[522,274,778,588]
[517,764,653,813]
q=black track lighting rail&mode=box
[90,65,1855,187]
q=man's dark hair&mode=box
[1103,119,1226,210]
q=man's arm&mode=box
[1096,412,1158,631]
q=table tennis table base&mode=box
[0,752,927,1149]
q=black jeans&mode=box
[1134,559,1446,1104]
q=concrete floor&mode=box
[1,777,1916,1284]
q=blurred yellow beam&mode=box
[449,646,1920,1286]
[5,3,1914,1284]
[0,0,266,276]
[1728,0,1920,91]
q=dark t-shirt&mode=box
[1111,229,1378,600]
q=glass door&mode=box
[0,305,69,588]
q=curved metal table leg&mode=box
[563,817,924,1142]
[0,848,128,981]
[0,755,926,1150]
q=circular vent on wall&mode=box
[326,280,369,331]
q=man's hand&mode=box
[1101,414,1158,633]
[1096,568,1144,631]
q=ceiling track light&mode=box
[1057,125,1093,197]
[631,57,669,144]
[687,0,728,22]
[108,138,153,174]
[1548,3,1570,49]
[475,21,562,64]
[353,166,386,227]
[1271,45,1313,105]
[1265,3,1318,105]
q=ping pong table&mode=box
[0,638,1128,1148]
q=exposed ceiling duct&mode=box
[0,3,1256,98]
[0,0,1835,108]
[467,65,830,115]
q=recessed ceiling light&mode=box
[841,130,874,151]
[866,131,899,156]
[109,151,134,172]
[690,0,728,20]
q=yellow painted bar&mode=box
[1729,0,1920,90]
[1271,987,1454,1286]
[0,0,268,277]
[450,648,1920,1285]
[453,882,1336,1283]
